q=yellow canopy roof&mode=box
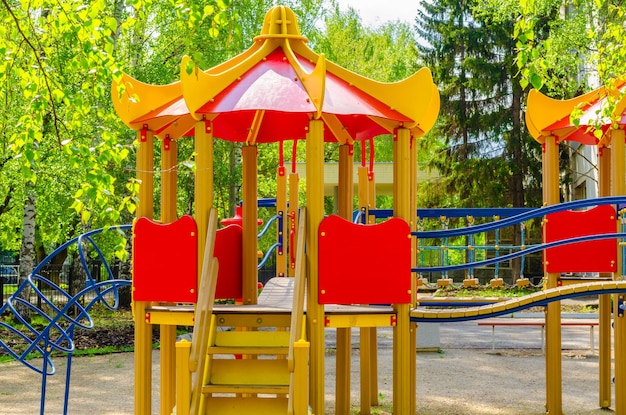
[112,6,440,144]
[526,81,626,146]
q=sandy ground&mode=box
[0,323,617,415]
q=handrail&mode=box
[189,208,220,415]
[258,242,281,269]
[414,196,626,238]
[411,281,626,322]
[288,207,307,364]
[287,207,307,415]
[412,232,626,273]
[257,213,281,239]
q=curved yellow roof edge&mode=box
[111,73,183,130]
[180,38,281,120]
[154,116,196,140]
[290,40,439,129]
[526,87,603,142]
[413,84,440,137]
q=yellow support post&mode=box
[336,144,353,415]
[293,339,311,415]
[306,120,325,415]
[543,135,562,415]
[598,146,612,409]
[160,137,178,415]
[612,128,626,415]
[357,164,380,408]
[195,120,214,286]
[367,167,379,406]
[288,171,300,278]
[276,161,287,277]
[135,128,154,415]
[242,144,259,305]
[175,340,192,415]
[357,165,369,215]
[409,131,417,415]
[393,128,413,415]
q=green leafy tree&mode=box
[312,4,420,210]
[0,0,237,297]
[415,0,542,209]
[415,0,543,279]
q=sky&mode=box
[333,0,419,27]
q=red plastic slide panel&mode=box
[318,215,412,305]
[133,215,198,303]
[544,204,617,273]
[214,225,243,300]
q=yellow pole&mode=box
[357,163,373,411]
[306,121,325,415]
[160,137,178,415]
[393,128,413,415]
[336,144,353,415]
[288,171,300,277]
[358,165,369,217]
[368,169,376,223]
[175,340,192,415]
[544,136,562,414]
[409,133,417,415]
[277,163,287,277]
[195,120,214,284]
[367,167,379,406]
[135,127,154,415]
[598,146,612,409]
[242,145,259,304]
[161,137,178,222]
[611,128,626,415]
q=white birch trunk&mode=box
[16,187,36,321]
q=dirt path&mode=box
[0,344,615,415]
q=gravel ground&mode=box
[0,324,616,415]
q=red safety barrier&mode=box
[318,215,411,305]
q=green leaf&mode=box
[185,59,195,75]
[529,72,543,90]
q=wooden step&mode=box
[203,383,289,395]
[208,331,290,356]
[207,346,288,355]
[204,396,288,415]
[214,330,290,348]
[208,359,290,386]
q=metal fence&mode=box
[1,259,131,306]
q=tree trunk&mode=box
[16,186,36,322]
[510,78,525,281]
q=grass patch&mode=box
[2,284,17,296]
[434,286,541,298]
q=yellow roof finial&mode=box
[255,6,307,42]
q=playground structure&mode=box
[0,226,131,415]
[110,5,626,414]
[3,4,626,415]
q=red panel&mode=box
[318,215,412,305]
[214,225,243,300]
[133,216,198,303]
[545,205,617,273]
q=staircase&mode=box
[199,314,301,415]
[175,208,309,415]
